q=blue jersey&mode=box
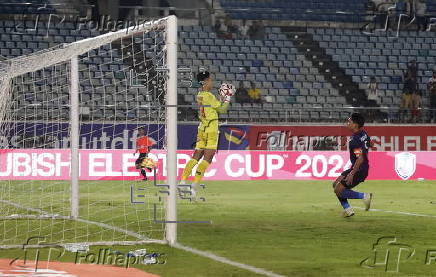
[349,129,370,172]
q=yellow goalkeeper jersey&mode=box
[197,90,229,132]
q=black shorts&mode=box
[135,153,148,165]
[340,168,368,189]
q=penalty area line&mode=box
[172,243,285,277]
[355,207,436,218]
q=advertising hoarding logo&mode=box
[395,152,416,180]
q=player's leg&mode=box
[193,148,215,184]
[333,174,354,217]
[178,149,203,198]
[180,149,203,183]
[135,153,148,180]
[188,148,215,199]
[346,171,373,210]
[336,170,373,211]
[135,156,142,169]
[180,130,206,183]
[192,132,218,185]
[189,132,218,198]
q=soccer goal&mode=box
[0,15,178,248]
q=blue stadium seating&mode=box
[309,27,436,110]
[177,25,351,121]
[4,0,436,123]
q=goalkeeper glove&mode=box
[219,83,235,103]
[223,94,232,103]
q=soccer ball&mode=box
[219,83,235,98]
[141,157,157,170]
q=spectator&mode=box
[248,20,265,40]
[88,0,100,22]
[239,20,250,39]
[235,81,251,103]
[214,19,227,38]
[386,5,397,31]
[367,77,379,102]
[407,60,418,81]
[400,71,416,121]
[411,90,422,122]
[248,81,262,103]
[214,19,222,33]
[427,71,436,123]
[374,0,391,29]
[257,20,265,39]
[406,0,414,17]
[414,0,427,31]
[364,1,380,30]
[159,0,176,16]
[225,18,238,39]
[367,0,376,12]
[367,77,379,121]
[404,69,417,91]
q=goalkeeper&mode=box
[180,71,233,197]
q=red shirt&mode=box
[136,136,154,153]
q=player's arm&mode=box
[345,148,365,185]
[350,154,364,175]
[209,95,230,114]
[147,137,156,152]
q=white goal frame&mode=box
[0,15,178,247]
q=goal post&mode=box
[0,15,178,247]
[165,15,178,245]
[70,55,80,220]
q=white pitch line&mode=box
[0,199,53,215]
[355,206,436,218]
[172,243,285,277]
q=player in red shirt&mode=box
[135,127,155,180]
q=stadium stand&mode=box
[178,25,351,122]
[4,19,351,122]
[308,28,435,113]
[2,0,436,123]
[2,18,139,122]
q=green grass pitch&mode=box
[2,179,436,276]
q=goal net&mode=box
[0,16,178,248]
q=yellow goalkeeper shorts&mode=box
[195,130,219,150]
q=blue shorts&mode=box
[340,168,368,189]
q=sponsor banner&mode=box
[1,122,166,149]
[181,125,250,150]
[0,123,249,150]
[248,125,436,151]
[2,123,434,151]
[0,150,434,181]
